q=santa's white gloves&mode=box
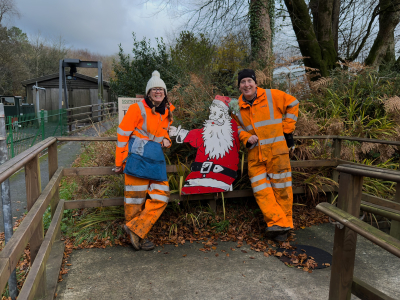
[169,125,189,143]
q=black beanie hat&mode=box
[238,69,257,87]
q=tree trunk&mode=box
[249,0,272,66]
[332,0,341,53]
[365,0,400,68]
[284,0,337,77]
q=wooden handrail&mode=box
[0,167,63,293]
[317,202,400,257]
[337,164,400,182]
[54,135,400,147]
[0,137,56,185]
[18,200,65,299]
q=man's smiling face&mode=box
[239,77,257,100]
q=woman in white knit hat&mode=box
[114,70,174,251]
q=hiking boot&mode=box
[273,232,288,242]
[140,239,155,251]
[266,225,291,232]
[123,225,140,250]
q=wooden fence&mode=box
[317,164,400,300]
[66,102,117,132]
[0,135,399,299]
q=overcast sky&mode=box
[9,0,183,56]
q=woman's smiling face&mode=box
[149,87,165,105]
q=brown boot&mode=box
[140,239,155,251]
[123,225,140,250]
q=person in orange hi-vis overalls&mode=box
[114,70,175,251]
[231,69,299,242]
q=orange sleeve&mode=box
[115,104,140,166]
[231,113,252,146]
[273,90,299,134]
[163,120,173,148]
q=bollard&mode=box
[0,104,18,299]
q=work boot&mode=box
[274,232,288,242]
[123,225,140,250]
[265,225,291,241]
[140,239,155,251]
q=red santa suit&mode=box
[177,96,240,195]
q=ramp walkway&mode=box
[55,223,400,300]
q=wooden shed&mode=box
[21,73,111,112]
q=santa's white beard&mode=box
[202,118,234,159]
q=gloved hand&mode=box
[284,133,295,150]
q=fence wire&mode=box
[6,109,67,158]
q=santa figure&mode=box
[169,95,240,195]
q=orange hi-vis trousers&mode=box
[124,174,169,239]
[248,150,293,229]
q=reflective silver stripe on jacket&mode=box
[266,89,275,120]
[117,141,127,148]
[237,111,246,130]
[117,127,132,136]
[252,182,272,193]
[259,135,285,146]
[149,194,169,202]
[285,114,298,121]
[245,124,254,131]
[149,184,169,192]
[125,197,146,204]
[137,101,147,132]
[250,172,267,183]
[287,99,299,108]
[253,118,282,128]
[268,172,292,180]
[125,185,148,192]
[271,181,292,189]
[135,101,165,143]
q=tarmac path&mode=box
[0,119,116,231]
[55,223,400,299]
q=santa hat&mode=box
[212,95,231,111]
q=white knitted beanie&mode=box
[145,70,167,95]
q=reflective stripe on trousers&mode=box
[124,174,169,238]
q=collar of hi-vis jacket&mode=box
[238,88,266,108]
[141,99,176,115]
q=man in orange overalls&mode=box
[232,69,299,242]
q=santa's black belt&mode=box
[191,162,237,179]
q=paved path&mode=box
[55,223,400,299]
[0,119,116,231]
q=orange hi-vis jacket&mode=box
[233,88,299,162]
[115,99,175,167]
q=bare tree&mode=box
[151,0,273,65]
[0,0,20,25]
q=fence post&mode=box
[390,184,400,240]
[0,105,18,299]
[41,110,45,140]
[25,154,46,297]
[329,172,363,300]
[8,116,14,158]
[48,140,61,239]
[329,137,342,203]
[67,110,72,132]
